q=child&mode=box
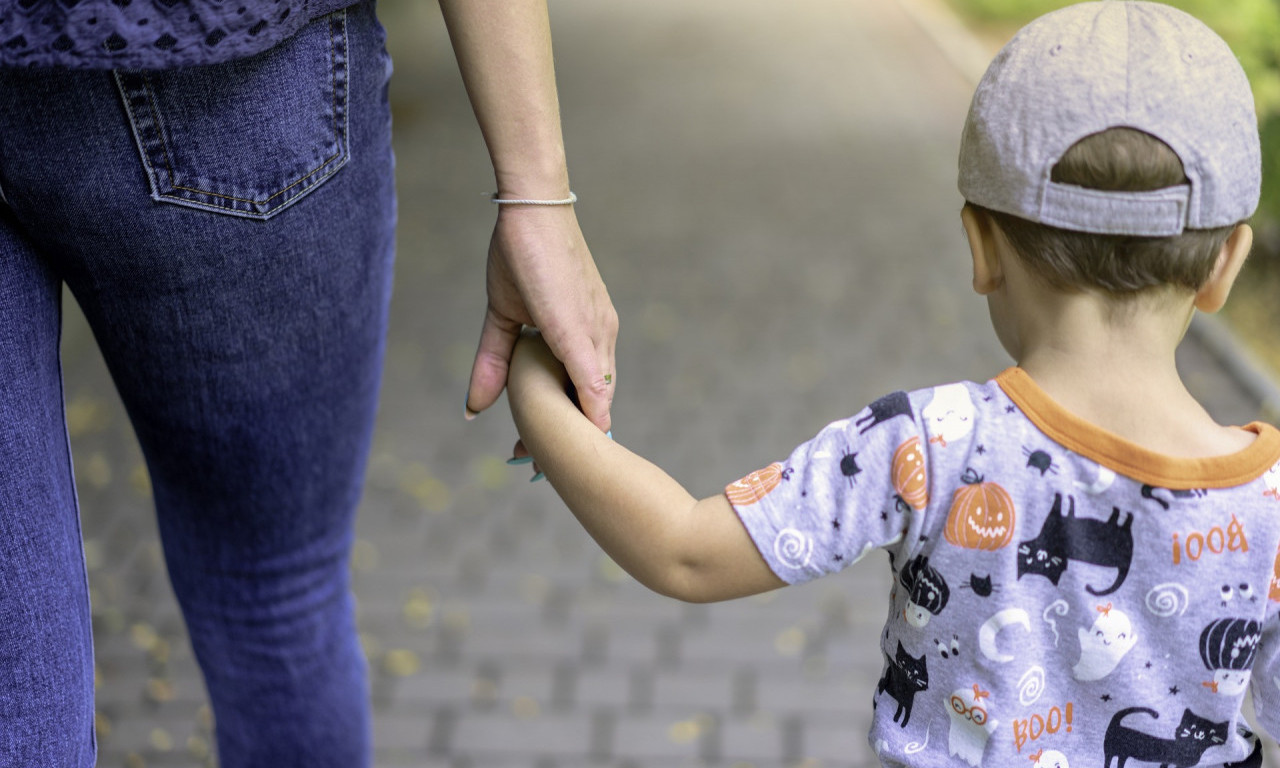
[506,2,1280,765]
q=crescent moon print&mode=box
[979,608,1030,662]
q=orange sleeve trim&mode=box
[996,367,1280,489]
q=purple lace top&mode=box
[0,0,353,69]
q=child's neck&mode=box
[1012,293,1254,459]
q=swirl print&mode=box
[1042,600,1069,647]
[774,528,814,570]
[1146,583,1190,617]
[1018,666,1046,706]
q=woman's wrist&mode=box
[493,158,571,201]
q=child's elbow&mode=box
[642,562,740,604]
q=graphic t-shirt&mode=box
[728,368,1280,768]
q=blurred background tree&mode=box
[946,0,1280,378]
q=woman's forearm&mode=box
[437,0,571,198]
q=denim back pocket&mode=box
[114,10,349,220]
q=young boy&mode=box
[506,3,1280,765]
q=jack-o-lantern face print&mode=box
[893,437,928,511]
[945,469,1015,550]
[726,462,785,506]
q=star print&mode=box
[834,554,844,562]
[975,445,987,455]
[832,519,841,530]
[1006,405,1017,414]
[983,395,993,402]
[1101,694,1112,702]
[918,535,929,543]
[1145,661,1152,669]
[1169,685,1180,695]
[880,511,889,521]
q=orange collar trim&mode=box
[996,367,1280,489]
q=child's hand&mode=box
[507,329,574,477]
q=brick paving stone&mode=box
[718,715,787,763]
[610,715,715,762]
[796,722,877,765]
[449,712,596,759]
[387,667,480,706]
[372,713,433,751]
[571,667,638,710]
[650,673,736,713]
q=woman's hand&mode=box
[465,204,617,433]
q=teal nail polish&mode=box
[606,430,613,440]
[530,472,546,483]
[507,456,534,466]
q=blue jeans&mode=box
[0,2,395,765]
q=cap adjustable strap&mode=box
[1038,181,1191,236]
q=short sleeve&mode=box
[726,390,928,585]
[1251,587,1280,738]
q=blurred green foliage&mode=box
[948,0,1280,229]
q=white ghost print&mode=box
[922,384,975,448]
[1074,603,1137,681]
[947,684,998,767]
[1031,748,1071,768]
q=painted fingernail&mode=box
[530,472,546,483]
[507,456,534,466]
[465,391,478,422]
[606,430,613,441]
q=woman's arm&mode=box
[439,0,618,433]
[507,334,786,603]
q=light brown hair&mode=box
[975,127,1236,296]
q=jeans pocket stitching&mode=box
[113,9,350,219]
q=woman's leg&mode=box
[0,206,95,766]
[0,2,396,764]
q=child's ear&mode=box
[1194,223,1252,313]
[961,205,1003,295]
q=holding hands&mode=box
[465,203,617,433]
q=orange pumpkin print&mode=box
[892,437,928,511]
[945,468,1015,550]
[1270,542,1280,603]
[726,462,786,506]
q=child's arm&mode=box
[508,332,787,603]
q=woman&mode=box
[0,0,615,764]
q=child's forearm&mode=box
[508,341,784,602]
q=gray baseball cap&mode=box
[958,1,1260,236]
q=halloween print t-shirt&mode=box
[727,367,1280,768]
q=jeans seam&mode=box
[53,297,96,759]
[113,9,349,216]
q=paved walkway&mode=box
[70,0,1276,766]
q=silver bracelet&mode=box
[490,191,578,206]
